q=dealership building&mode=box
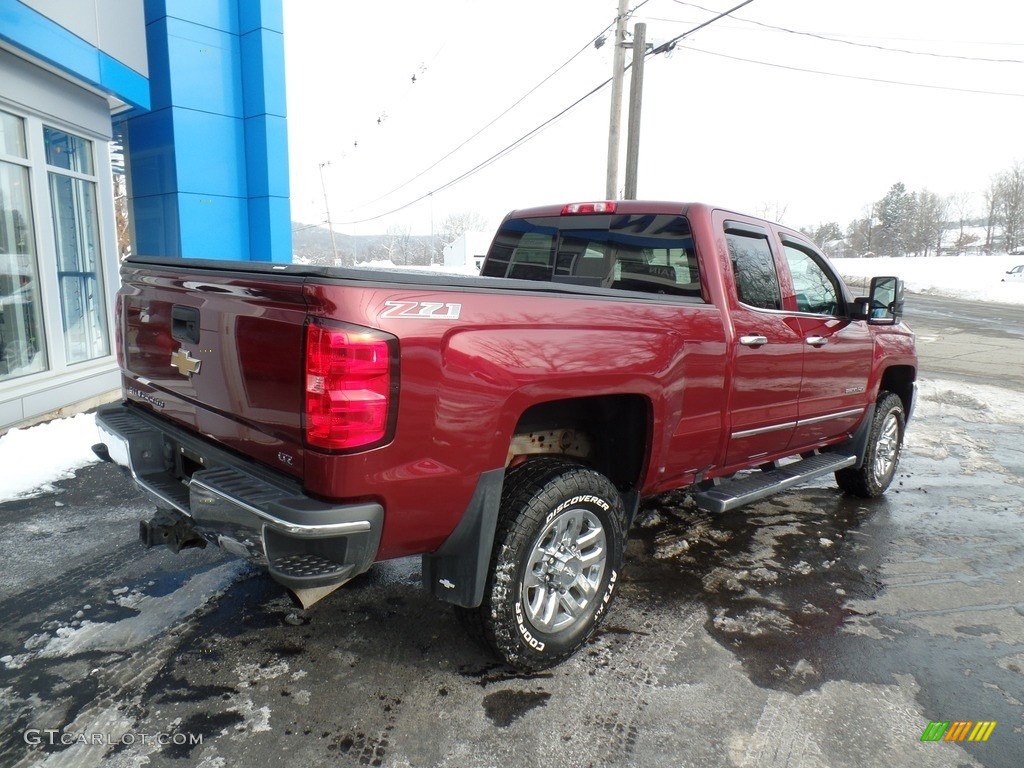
[0,0,290,432]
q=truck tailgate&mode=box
[119,261,308,479]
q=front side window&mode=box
[726,231,781,310]
[783,244,842,315]
[45,126,109,364]
[0,110,47,381]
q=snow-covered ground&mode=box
[1,253,1021,501]
[0,412,103,500]
[835,252,1024,305]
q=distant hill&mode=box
[290,222,434,266]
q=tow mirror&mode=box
[851,276,904,324]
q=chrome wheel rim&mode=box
[522,507,607,634]
[872,411,901,482]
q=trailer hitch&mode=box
[139,509,207,553]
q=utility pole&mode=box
[318,161,340,265]
[604,0,630,199]
[623,22,646,200]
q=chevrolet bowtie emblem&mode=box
[170,348,202,377]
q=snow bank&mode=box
[835,253,1024,305]
[0,413,100,500]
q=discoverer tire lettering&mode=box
[456,458,627,671]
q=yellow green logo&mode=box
[920,721,996,742]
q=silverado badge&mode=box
[170,348,202,377]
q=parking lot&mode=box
[1,296,1021,768]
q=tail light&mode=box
[561,201,617,215]
[304,321,398,451]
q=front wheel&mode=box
[835,391,906,497]
[457,459,627,670]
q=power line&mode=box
[337,78,612,226]
[344,21,620,214]
[678,43,1024,97]
[650,0,758,55]
[335,2,758,226]
[667,1,1024,64]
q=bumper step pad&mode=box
[271,554,354,581]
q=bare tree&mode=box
[997,161,1024,253]
[950,192,972,255]
[755,201,788,224]
[436,211,490,264]
[909,190,947,257]
[983,177,1002,254]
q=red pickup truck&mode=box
[94,201,917,670]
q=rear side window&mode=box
[481,214,702,298]
[726,231,781,310]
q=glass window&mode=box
[0,110,27,159]
[483,214,702,297]
[44,127,94,175]
[783,244,842,315]
[46,127,109,363]
[726,232,781,310]
[0,159,47,381]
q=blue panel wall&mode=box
[0,0,150,108]
[125,0,291,262]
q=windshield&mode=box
[481,213,702,298]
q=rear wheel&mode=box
[836,391,906,497]
[457,458,627,670]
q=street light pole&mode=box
[318,161,340,265]
[604,0,629,199]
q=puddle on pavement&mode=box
[482,688,552,727]
[627,485,888,694]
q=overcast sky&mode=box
[282,0,1024,238]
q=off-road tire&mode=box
[456,458,627,670]
[835,391,906,497]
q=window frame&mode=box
[0,98,118,393]
[724,221,784,312]
[779,234,850,318]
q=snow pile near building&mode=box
[0,412,100,500]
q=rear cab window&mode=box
[481,213,704,299]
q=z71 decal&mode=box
[380,301,462,320]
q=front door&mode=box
[780,239,873,449]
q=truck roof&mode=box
[504,200,700,219]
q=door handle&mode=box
[739,335,768,347]
[805,336,829,347]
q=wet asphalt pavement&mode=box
[1,295,1022,767]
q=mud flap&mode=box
[422,468,505,608]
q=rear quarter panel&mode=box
[301,281,727,559]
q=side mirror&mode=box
[851,276,904,324]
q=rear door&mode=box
[720,217,805,467]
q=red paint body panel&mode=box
[115,203,916,563]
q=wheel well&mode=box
[879,365,916,416]
[510,394,650,491]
